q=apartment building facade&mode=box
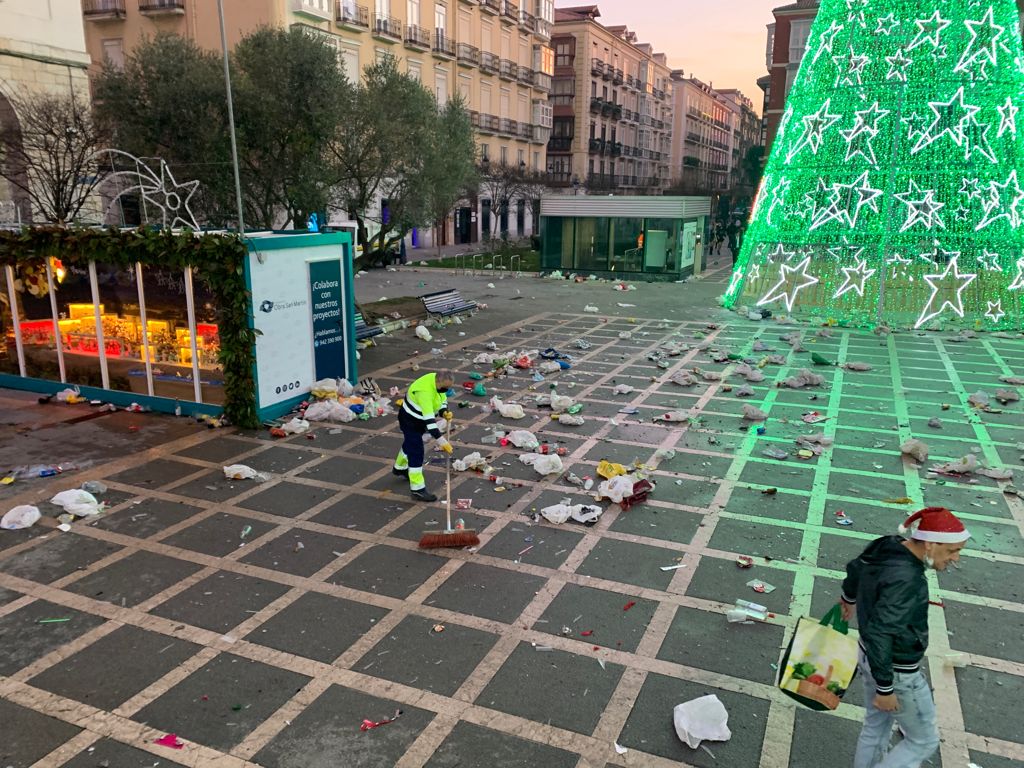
[669,75,732,194]
[81,0,556,244]
[716,88,761,194]
[1,0,92,224]
[546,5,673,196]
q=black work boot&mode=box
[392,467,409,477]
[411,488,437,502]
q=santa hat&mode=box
[899,507,970,544]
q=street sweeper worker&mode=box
[838,506,969,768]
[393,370,454,502]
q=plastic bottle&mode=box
[174,400,182,417]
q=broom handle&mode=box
[445,417,452,530]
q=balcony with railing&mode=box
[587,172,618,189]
[532,124,550,143]
[480,0,501,13]
[480,51,499,73]
[457,42,480,67]
[519,9,535,31]
[404,24,430,49]
[517,65,534,86]
[546,171,573,187]
[501,0,519,24]
[458,0,478,4]
[533,17,551,38]
[611,104,623,121]
[140,0,186,14]
[373,13,402,41]
[591,58,605,77]
[499,58,517,80]
[588,138,605,154]
[533,72,552,92]
[336,2,369,29]
[477,113,499,133]
[612,68,623,85]
[610,141,622,157]
[83,0,126,19]
[590,96,603,114]
[498,117,518,136]
[548,136,572,153]
[433,30,456,58]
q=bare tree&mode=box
[477,161,547,242]
[0,90,111,225]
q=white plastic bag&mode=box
[519,453,564,475]
[550,393,575,413]
[557,414,585,426]
[507,430,540,450]
[490,396,525,420]
[613,384,635,395]
[305,400,356,423]
[311,378,339,399]
[597,474,637,504]
[900,438,929,463]
[453,452,490,472]
[280,417,310,434]
[538,361,561,374]
[1,505,41,530]
[584,305,599,313]
[50,490,102,517]
[223,464,269,482]
[673,694,731,749]
[742,404,768,421]
[415,325,433,342]
[540,502,603,525]
[932,455,979,474]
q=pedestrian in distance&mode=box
[838,506,969,768]
[393,370,455,502]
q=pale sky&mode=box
[556,0,778,113]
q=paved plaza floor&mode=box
[0,262,1022,768]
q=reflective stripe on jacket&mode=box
[403,372,447,423]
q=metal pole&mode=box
[217,0,246,236]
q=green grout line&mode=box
[932,338,1005,469]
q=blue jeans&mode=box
[854,652,940,768]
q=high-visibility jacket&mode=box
[403,372,448,437]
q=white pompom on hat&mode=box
[899,506,970,544]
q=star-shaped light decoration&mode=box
[748,262,762,281]
[766,243,796,263]
[886,252,914,279]
[962,116,997,164]
[960,177,984,201]
[977,250,1002,272]
[976,170,1024,231]
[833,256,877,299]
[895,180,946,232]
[955,6,1009,74]
[875,12,899,36]
[766,177,791,226]
[885,48,914,81]
[986,300,1005,324]
[812,21,846,64]
[810,171,883,231]
[1008,256,1024,290]
[757,256,819,313]
[841,102,891,165]
[952,204,971,222]
[997,97,1019,138]
[139,160,201,231]
[726,269,743,297]
[785,99,842,164]
[908,10,951,51]
[911,87,980,155]
[845,0,869,26]
[833,47,871,87]
[902,111,928,141]
[914,256,977,329]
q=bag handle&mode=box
[820,604,850,635]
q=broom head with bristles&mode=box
[418,528,479,549]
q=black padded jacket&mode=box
[840,535,929,695]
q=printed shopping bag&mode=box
[778,605,858,711]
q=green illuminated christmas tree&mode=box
[725,0,1024,329]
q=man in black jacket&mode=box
[839,506,969,768]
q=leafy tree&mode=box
[741,145,765,189]
[232,27,347,228]
[328,55,436,262]
[0,90,111,224]
[422,96,478,255]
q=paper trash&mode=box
[540,502,603,525]
[672,694,731,749]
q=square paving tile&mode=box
[245,591,389,663]
[0,585,22,606]
[479,522,583,569]
[654,476,723,509]
[133,652,311,752]
[945,600,1024,664]
[235,481,338,517]
[252,683,434,768]
[686,556,795,614]
[534,583,658,652]
[423,562,546,624]
[328,545,447,599]
[294,427,366,450]
[60,738,173,768]
[788,709,862,767]
[389,508,496,543]
[66,550,202,607]
[726,486,811,523]
[168,470,263,503]
[423,721,580,768]
[354,614,498,695]
[476,642,624,735]
[149,571,291,633]
[739,460,816,493]
[91,498,203,538]
[297,455,387,485]
[938,555,1024,604]
[966,752,1021,768]
[161,512,277,557]
[174,436,256,464]
[658,605,786,684]
[240,529,355,577]
[0,698,81,767]
[311,493,413,533]
[241,446,322,475]
[955,666,1024,745]
[28,625,199,710]
[106,458,201,489]
[616,673,768,767]
[816,532,874,570]
[709,516,805,560]
[0,600,107,676]
[0,533,122,585]
[575,538,682,591]
[828,470,908,501]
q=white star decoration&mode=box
[915,256,977,329]
[875,12,899,36]
[727,269,743,296]
[786,99,842,164]
[885,48,914,81]
[812,21,845,65]
[748,262,761,280]
[955,6,1008,74]
[833,48,871,87]
[136,159,201,231]
[977,250,1002,272]
[895,180,946,233]
[810,171,883,231]
[911,87,980,155]
[757,256,819,313]
[908,10,951,51]
[976,170,1024,231]
[833,257,877,299]
[841,102,890,165]
[960,177,984,201]
[886,253,913,279]
[986,300,1005,324]
[766,243,796,263]
[766,177,791,226]
[997,97,1019,138]
[845,0,869,26]
[1009,257,1024,290]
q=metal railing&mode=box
[139,0,184,11]
[481,0,501,12]
[432,30,456,57]
[457,42,480,66]
[480,51,500,73]
[404,24,430,47]
[336,2,369,27]
[499,58,517,79]
[83,0,126,15]
[372,13,402,40]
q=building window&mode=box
[480,143,490,160]
[341,46,360,80]
[533,151,540,170]
[788,19,812,63]
[500,146,508,164]
[784,67,797,95]
[435,68,449,103]
[407,0,420,25]
[435,1,446,32]
[102,38,125,70]
[407,59,422,81]
[518,149,525,166]
[555,40,573,67]
[376,0,390,15]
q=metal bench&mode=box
[420,289,477,318]
[355,312,384,341]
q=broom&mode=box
[419,417,479,549]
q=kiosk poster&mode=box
[308,260,346,381]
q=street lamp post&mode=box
[216,0,245,236]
